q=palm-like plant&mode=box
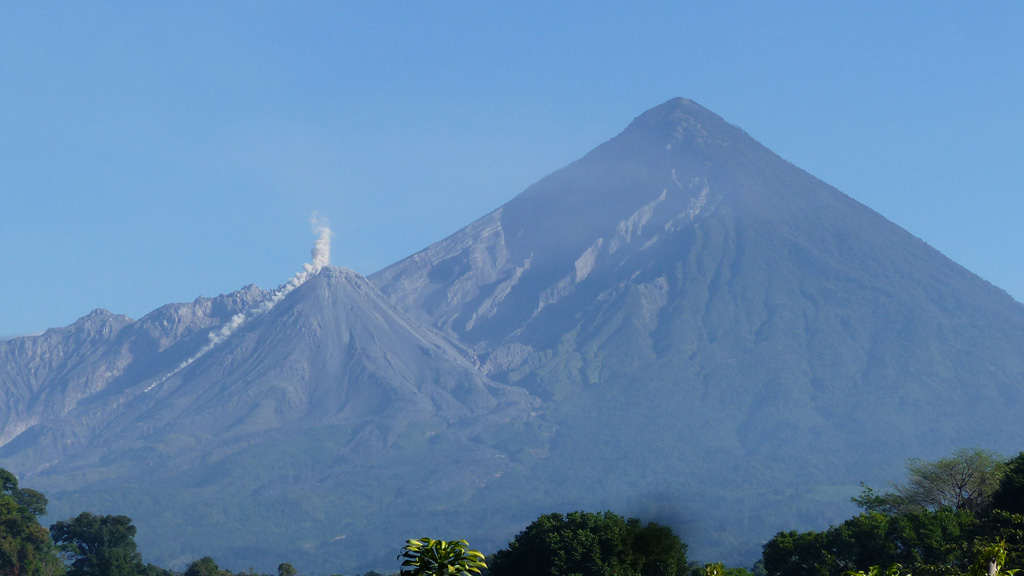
[969,542,1020,576]
[844,565,907,576]
[398,538,487,576]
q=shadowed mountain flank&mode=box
[371,97,1024,559]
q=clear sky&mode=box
[2,2,1022,337]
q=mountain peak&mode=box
[630,97,715,125]
[309,265,360,282]
[641,96,706,116]
[620,97,751,154]
[68,308,133,335]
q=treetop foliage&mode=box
[50,512,145,576]
[0,467,48,517]
[853,448,1005,515]
[489,510,688,576]
[9,446,1024,576]
[991,453,1024,517]
[765,447,1024,576]
[0,467,63,576]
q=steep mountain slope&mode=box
[371,98,1024,559]
[1,268,539,572]
[0,285,268,448]
[372,99,1024,395]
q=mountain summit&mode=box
[373,97,1024,400]
[4,99,1024,572]
[371,97,1024,558]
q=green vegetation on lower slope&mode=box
[762,449,1024,576]
[8,447,1024,576]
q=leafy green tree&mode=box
[901,448,1005,514]
[0,494,64,576]
[977,511,1024,573]
[489,511,688,576]
[0,468,64,576]
[12,490,47,519]
[184,556,226,576]
[765,448,1024,576]
[0,469,48,518]
[399,538,486,576]
[851,484,909,516]
[278,563,297,576]
[763,509,977,576]
[140,563,173,576]
[762,529,830,576]
[50,513,144,576]
[631,521,690,576]
[991,453,1024,516]
[0,469,18,494]
[846,543,1024,576]
[855,448,1005,515]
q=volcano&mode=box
[372,97,1024,559]
[3,98,1024,573]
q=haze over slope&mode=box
[371,97,1024,557]
[2,98,1024,573]
[373,98,1024,437]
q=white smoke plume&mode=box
[310,215,331,271]
[145,217,333,392]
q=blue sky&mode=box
[2,2,1022,337]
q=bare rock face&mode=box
[0,309,132,445]
[1,268,536,474]
[0,285,269,449]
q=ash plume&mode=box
[145,217,333,391]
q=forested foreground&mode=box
[4,447,1024,576]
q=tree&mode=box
[183,556,226,576]
[0,468,64,576]
[50,513,144,576]
[845,543,1023,576]
[855,448,1005,515]
[901,448,1005,514]
[278,563,297,576]
[489,511,688,576]
[12,491,47,519]
[631,521,691,576]
[0,494,64,576]
[140,564,173,576]
[761,529,830,576]
[990,453,1024,516]
[0,469,48,517]
[762,508,977,576]
[398,538,486,576]
[0,470,18,495]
